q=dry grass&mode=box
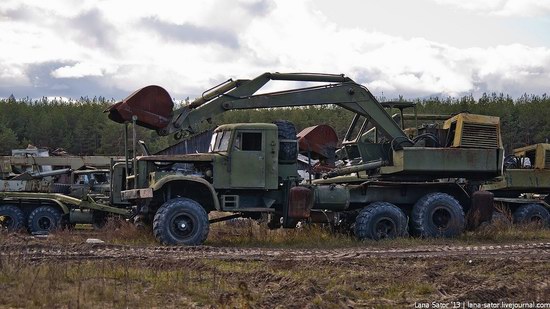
[2,211,550,249]
[0,252,548,308]
[459,208,550,244]
[1,215,550,308]
[207,219,358,248]
[207,215,550,249]
[13,218,159,247]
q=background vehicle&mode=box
[0,153,131,234]
[482,143,550,226]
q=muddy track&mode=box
[2,242,550,262]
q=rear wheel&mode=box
[410,193,465,237]
[355,202,408,240]
[0,205,25,232]
[513,203,550,227]
[27,206,62,234]
[153,198,209,245]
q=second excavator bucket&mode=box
[105,85,174,130]
[297,125,338,160]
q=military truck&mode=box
[482,143,550,226]
[104,72,503,245]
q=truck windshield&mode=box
[209,131,231,152]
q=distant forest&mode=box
[0,93,548,156]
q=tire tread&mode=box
[153,198,209,245]
[0,205,25,231]
[355,202,408,240]
[410,192,465,238]
[27,206,62,234]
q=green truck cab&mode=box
[120,122,301,244]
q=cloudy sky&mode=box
[0,0,549,101]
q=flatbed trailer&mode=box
[0,155,132,233]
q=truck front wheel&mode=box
[410,192,465,238]
[153,198,209,245]
[355,202,408,240]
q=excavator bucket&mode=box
[105,85,174,130]
[297,125,338,160]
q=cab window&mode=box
[235,132,262,151]
[209,131,231,152]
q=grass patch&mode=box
[1,212,550,249]
[0,231,549,307]
[207,216,550,249]
[207,219,358,248]
[459,219,550,243]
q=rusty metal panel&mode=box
[443,113,501,149]
[483,169,550,193]
[466,190,494,229]
[121,188,153,200]
[0,179,53,192]
[297,125,338,160]
[106,85,174,130]
[382,147,503,179]
[513,143,550,170]
[0,156,117,170]
[288,186,314,219]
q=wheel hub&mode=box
[0,216,13,229]
[530,215,544,224]
[171,214,194,238]
[432,207,451,230]
[178,221,188,230]
[38,216,53,230]
[375,217,396,239]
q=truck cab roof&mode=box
[214,123,278,132]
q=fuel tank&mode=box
[312,185,350,211]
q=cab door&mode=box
[230,131,265,188]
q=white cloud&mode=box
[0,0,549,100]
[432,0,550,16]
[0,63,30,86]
[496,0,550,17]
[432,0,504,11]
[51,62,110,78]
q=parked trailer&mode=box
[0,155,132,233]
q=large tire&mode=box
[153,198,209,245]
[410,193,465,238]
[355,202,408,240]
[27,206,62,235]
[513,203,550,227]
[273,120,297,163]
[0,205,25,232]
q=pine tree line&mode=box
[0,93,548,156]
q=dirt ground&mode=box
[0,230,549,308]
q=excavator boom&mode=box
[106,72,410,143]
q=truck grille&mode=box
[460,123,499,149]
[545,150,550,169]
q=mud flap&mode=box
[282,183,313,228]
[466,190,494,230]
[288,186,314,219]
